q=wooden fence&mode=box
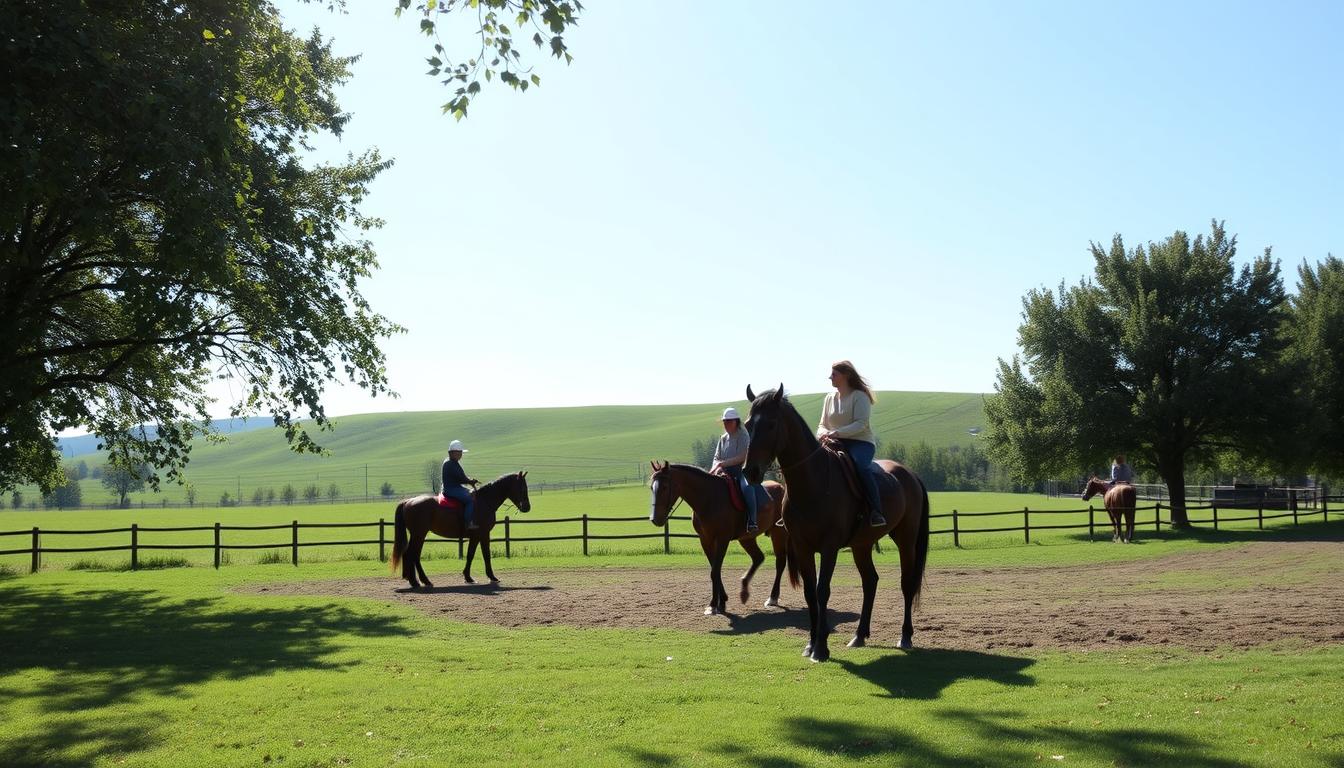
[2,496,1339,574]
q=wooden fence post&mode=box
[131,523,138,570]
[30,527,39,574]
[663,516,671,554]
[214,522,221,569]
[291,520,299,566]
[952,509,960,548]
[379,518,386,562]
[1213,506,1219,531]
[1257,505,1263,530]
[1023,507,1030,544]
[1292,498,1299,526]
[1154,504,1160,533]
[582,514,589,556]
[504,516,511,558]
[1088,505,1094,541]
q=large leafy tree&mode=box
[1287,256,1344,482]
[984,221,1296,526]
[0,0,401,493]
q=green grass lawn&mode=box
[1,528,1341,767]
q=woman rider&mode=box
[709,407,758,533]
[817,360,886,527]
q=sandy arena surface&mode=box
[243,541,1344,652]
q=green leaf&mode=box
[530,74,540,86]
[202,29,216,40]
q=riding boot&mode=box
[867,505,886,527]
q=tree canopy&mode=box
[1,0,401,493]
[984,221,1297,525]
[1287,256,1344,480]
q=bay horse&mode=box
[647,461,789,615]
[1082,477,1136,543]
[389,471,530,590]
[742,385,930,662]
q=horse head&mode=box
[507,470,531,512]
[742,383,786,485]
[648,460,676,527]
[1080,476,1106,501]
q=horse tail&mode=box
[390,503,407,574]
[896,477,931,609]
[786,543,801,589]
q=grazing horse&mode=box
[389,471,531,590]
[742,385,930,662]
[647,461,789,615]
[1082,477,1137,543]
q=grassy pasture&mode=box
[1,524,1341,767]
[1,488,1328,572]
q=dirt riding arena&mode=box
[248,541,1344,652]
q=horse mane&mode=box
[664,463,713,478]
[762,388,819,451]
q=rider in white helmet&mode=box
[709,406,759,532]
[441,439,479,530]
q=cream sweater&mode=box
[816,390,875,445]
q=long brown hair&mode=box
[831,360,875,404]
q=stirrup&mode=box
[747,522,759,533]
[867,510,887,528]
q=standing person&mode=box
[1109,454,1133,488]
[709,407,759,532]
[817,360,886,527]
[441,439,479,530]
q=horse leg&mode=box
[698,536,720,615]
[408,530,430,589]
[765,530,786,608]
[1110,511,1121,542]
[794,545,819,658]
[848,545,879,648]
[896,530,920,650]
[711,539,731,614]
[463,536,478,584]
[1125,510,1135,543]
[480,535,499,583]
[811,548,839,662]
[737,535,766,604]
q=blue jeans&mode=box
[839,439,881,515]
[723,466,759,528]
[442,485,475,527]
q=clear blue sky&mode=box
[264,0,1342,416]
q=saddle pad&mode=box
[435,493,465,510]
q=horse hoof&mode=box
[899,636,913,650]
[704,606,718,616]
[802,644,813,657]
[847,635,866,648]
[489,576,501,584]
[422,580,434,589]
[463,576,475,585]
[810,649,830,663]
[739,587,750,604]
[763,597,779,608]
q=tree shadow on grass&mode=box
[622,710,1256,768]
[0,582,415,765]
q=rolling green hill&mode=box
[39,391,987,505]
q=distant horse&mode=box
[647,461,789,615]
[742,385,930,662]
[1082,477,1136,543]
[389,471,530,590]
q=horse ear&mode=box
[772,384,785,403]
[746,384,756,401]
[650,460,658,472]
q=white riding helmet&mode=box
[448,440,468,453]
[721,407,740,421]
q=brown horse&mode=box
[742,385,930,662]
[1082,477,1136,543]
[647,461,789,615]
[389,471,530,590]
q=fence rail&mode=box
[2,496,1340,574]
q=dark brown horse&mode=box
[647,461,789,614]
[1082,477,1137,543]
[742,385,930,662]
[389,471,530,590]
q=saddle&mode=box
[435,493,466,511]
[714,471,765,514]
[820,437,896,506]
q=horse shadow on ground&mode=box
[710,605,859,637]
[394,583,552,595]
[622,705,1249,768]
[0,582,415,767]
